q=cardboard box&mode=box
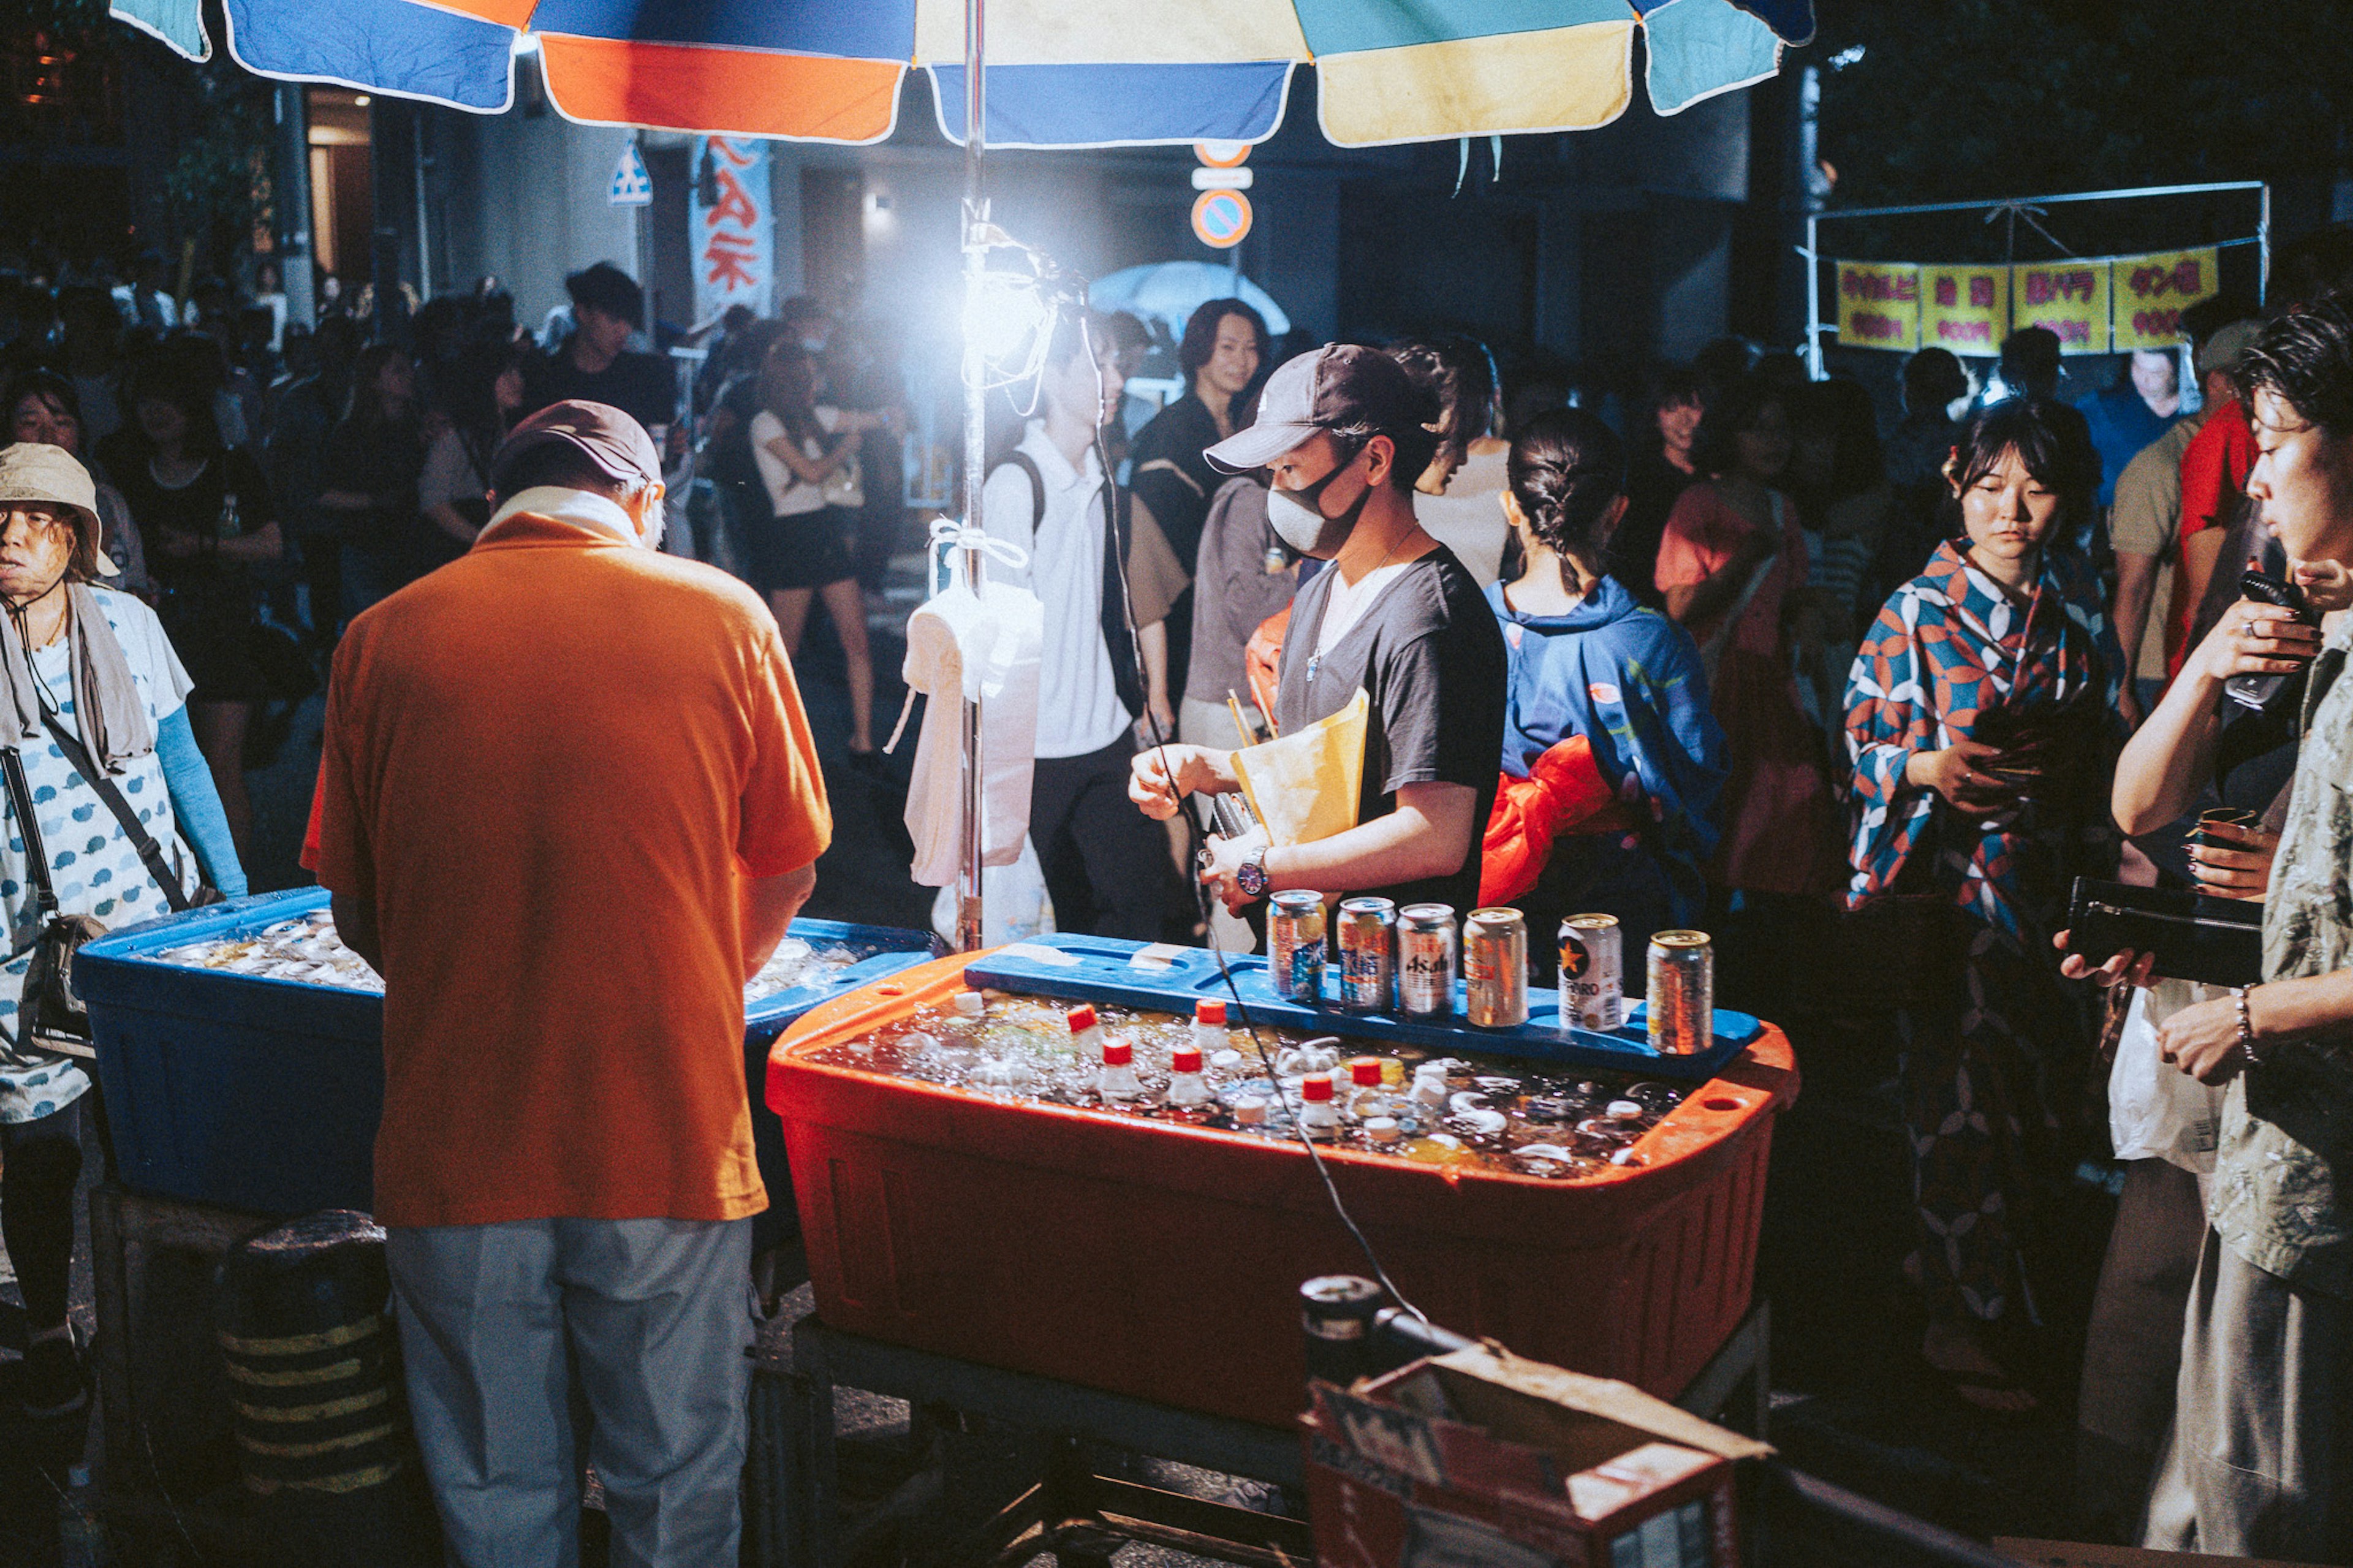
[1995,1540,2328,1568]
[1304,1344,1773,1567]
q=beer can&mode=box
[1396,904,1457,1018]
[1336,897,1397,1012]
[1559,914,1624,1032]
[1463,907,1529,1028]
[1645,930,1713,1056]
[1270,890,1327,1004]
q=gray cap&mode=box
[490,400,663,496]
[2196,318,2264,378]
[1203,344,1438,474]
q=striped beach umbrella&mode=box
[113,0,1811,148]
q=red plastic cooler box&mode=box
[767,950,1799,1429]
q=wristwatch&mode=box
[1234,844,1271,901]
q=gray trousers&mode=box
[2075,1159,2207,1541]
[385,1217,756,1568]
[2143,1227,2353,1564]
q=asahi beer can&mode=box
[1336,897,1397,1012]
[1559,914,1624,1032]
[1463,907,1529,1028]
[1270,890,1327,1004]
[1397,904,1457,1018]
[1646,930,1714,1056]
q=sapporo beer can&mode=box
[1559,914,1624,1032]
[1646,930,1714,1056]
[1463,908,1529,1028]
[1336,897,1398,1012]
[1396,904,1457,1018]
[1270,890,1328,1004]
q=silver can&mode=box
[1646,930,1714,1056]
[1559,914,1624,1033]
[1396,904,1457,1018]
[1463,907,1529,1028]
[1336,897,1397,1012]
[1269,890,1327,1004]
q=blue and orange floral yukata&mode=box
[1846,539,2123,1321]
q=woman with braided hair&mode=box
[1480,407,1726,984]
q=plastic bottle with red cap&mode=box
[1164,1042,1215,1123]
[1191,998,1229,1056]
[1096,1033,1148,1107]
[1297,1072,1342,1140]
[1343,1056,1392,1124]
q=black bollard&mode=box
[213,1210,440,1568]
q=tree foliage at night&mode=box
[1811,1,2353,206]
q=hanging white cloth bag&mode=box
[895,523,1044,888]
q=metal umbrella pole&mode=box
[953,0,989,954]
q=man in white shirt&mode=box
[981,312,1185,939]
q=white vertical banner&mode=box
[691,135,773,322]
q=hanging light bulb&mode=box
[963,266,1054,379]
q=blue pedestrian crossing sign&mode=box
[610,142,653,207]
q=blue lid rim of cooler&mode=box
[961,934,1758,1083]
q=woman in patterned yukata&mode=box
[1844,399,2123,1413]
[0,444,244,1418]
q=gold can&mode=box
[1463,907,1529,1028]
[1645,930,1713,1056]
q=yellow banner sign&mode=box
[2111,248,2220,352]
[1835,261,1919,352]
[1920,266,2010,354]
[2012,262,2110,355]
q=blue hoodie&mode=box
[1485,574,1727,923]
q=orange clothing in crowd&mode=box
[2165,398,2257,677]
[310,498,831,1230]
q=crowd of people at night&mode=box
[4,221,2353,1563]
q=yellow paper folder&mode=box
[1232,688,1367,847]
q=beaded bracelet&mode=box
[2232,985,2264,1069]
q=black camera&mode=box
[2224,569,2319,715]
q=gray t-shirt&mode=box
[1274,543,1506,914]
[1186,477,1297,704]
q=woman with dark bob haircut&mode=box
[1845,396,2124,1412]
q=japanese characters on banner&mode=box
[1832,246,2221,355]
[691,136,772,324]
[1836,262,1919,352]
[1921,266,2009,353]
[2012,261,2110,355]
[2112,249,2221,351]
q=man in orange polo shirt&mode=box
[311,400,830,1567]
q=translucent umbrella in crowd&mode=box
[118,0,1813,947]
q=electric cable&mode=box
[1075,312,1430,1324]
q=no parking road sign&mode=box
[1191,189,1252,251]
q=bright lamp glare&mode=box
[964,270,1052,368]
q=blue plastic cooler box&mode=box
[75,889,933,1216]
[962,933,1759,1081]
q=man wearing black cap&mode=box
[522,262,678,438]
[310,400,830,1566]
[1130,345,1506,916]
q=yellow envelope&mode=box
[1233,688,1367,846]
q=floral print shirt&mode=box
[1844,540,2122,937]
[2234,629,2353,1297]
